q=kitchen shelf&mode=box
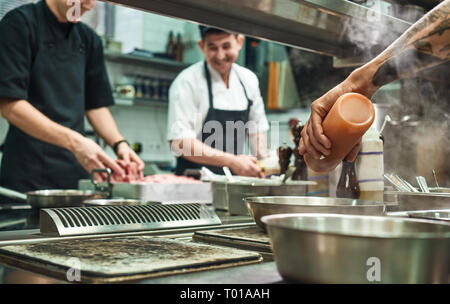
[105,51,190,72]
[114,96,169,107]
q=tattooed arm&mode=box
[370,0,449,87]
[298,0,449,172]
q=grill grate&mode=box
[40,203,221,236]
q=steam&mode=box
[338,3,450,186]
[339,2,400,62]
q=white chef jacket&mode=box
[167,61,269,141]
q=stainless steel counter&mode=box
[0,213,283,284]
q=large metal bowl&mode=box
[262,213,450,284]
[245,196,386,230]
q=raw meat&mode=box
[110,160,201,184]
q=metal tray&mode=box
[78,179,212,203]
[245,196,386,230]
[0,236,262,283]
[262,213,450,284]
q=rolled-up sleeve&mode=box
[167,76,200,141]
[0,11,32,101]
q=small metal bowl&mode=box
[82,199,161,207]
[262,213,450,283]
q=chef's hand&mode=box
[229,155,265,178]
[299,67,376,164]
[71,136,125,179]
[115,142,145,173]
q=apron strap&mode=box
[236,74,253,110]
[203,61,214,109]
[203,61,254,111]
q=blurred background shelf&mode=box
[105,50,189,71]
[114,96,169,107]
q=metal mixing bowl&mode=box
[245,196,386,230]
[262,213,450,283]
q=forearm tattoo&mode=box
[372,0,449,86]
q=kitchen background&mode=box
[0,0,448,184]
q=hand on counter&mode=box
[229,154,264,178]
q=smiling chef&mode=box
[167,26,270,178]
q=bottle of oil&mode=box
[166,31,175,59]
[336,160,360,199]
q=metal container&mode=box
[78,179,213,203]
[385,190,450,212]
[262,213,450,283]
[245,196,386,230]
[212,181,313,215]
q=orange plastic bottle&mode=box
[305,93,375,173]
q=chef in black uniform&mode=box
[0,0,144,193]
[167,26,269,177]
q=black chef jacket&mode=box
[0,0,114,193]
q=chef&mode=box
[0,0,144,193]
[167,26,269,177]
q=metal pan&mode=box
[262,213,450,283]
[244,196,386,230]
[82,199,161,207]
[385,190,450,212]
[0,186,107,208]
[408,209,450,222]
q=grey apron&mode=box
[176,61,253,175]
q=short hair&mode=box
[199,25,237,40]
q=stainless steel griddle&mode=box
[0,236,262,283]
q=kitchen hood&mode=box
[104,0,414,64]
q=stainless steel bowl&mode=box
[82,199,161,207]
[245,196,386,230]
[262,213,450,284]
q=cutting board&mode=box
[0,236,262,283]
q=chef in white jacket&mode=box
[167,26,269,177]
